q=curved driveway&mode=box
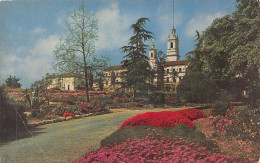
[0,107,188,163]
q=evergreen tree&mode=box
[5,75,22,88]
[121,18,154,101]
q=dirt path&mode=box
[0,107,189,163]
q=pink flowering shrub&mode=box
[195,115,259,159]
[79,100,107,114]
[77,134,256,163]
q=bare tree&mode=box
[53,3,109,102]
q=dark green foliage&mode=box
[100,125,218,152]
[149,91,165,105]
[5,75,22,88]
[0,86,27,138]
[177,72,217,103]
[121,18,154,101]
[185,0,259,107]
[111,71,116,86]
[31,73,55,89]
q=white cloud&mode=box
[32,27,46,35]
[185,12,226,37]
[16,34,60,86]
[95,2,137,51]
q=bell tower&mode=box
[166,27,180,61]
[166,0,180,62]
[149,42,157,69]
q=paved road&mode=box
[0,107,187,163]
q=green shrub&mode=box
[100,125,218,152]
[211,90,233,116]
[0,86,27,139]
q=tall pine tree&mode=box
[121,18,154,101]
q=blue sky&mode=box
[0,0,237,88]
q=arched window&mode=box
[170,42,173,48]
[151,53,153,58]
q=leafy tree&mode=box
[177,72,217,103]
[30,73,55,89]
[228,0,260,107]
[186,30,204,73]
[155,50,166,90]
[121,18,154,101]
[30,73,56,106]
[53,3,109,102]
[5,75,22,88]
[186,0,259,106]
[111,71,116,86]
[95,71,104,91]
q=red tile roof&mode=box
[164,60,187,66]
[105,65,124,71]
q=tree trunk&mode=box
[84,69,90,102]
[132,89,136,102]
[248,67,258,108]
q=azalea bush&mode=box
[79,99,109,114]
[194,109,260,160]
[63,113,75,117]
[120,109,206,129]
[78,133,256,163]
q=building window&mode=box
[116,80,118,83]
[173,78,176,83]
[167,77,169,83]
[151,53,153,57]
[172,68,175,71]
[179,68,182,72]
[106,81,108,85]
[106,73,108,76]
[167,69,169,73]
[171,42,173,48]
[68,85,70,90]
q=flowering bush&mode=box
[78,134,256,163]
[79,100,107,114]
[176,109,207,121]
[194,112,259,159]
[63,113,75,117]
[120,109,207,129]
[120,111,195,129]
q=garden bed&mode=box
[28,110,112,127]
[76,106,259,162]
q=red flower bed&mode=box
[176,109,207,121]
[120,111,195,129]
[120,109,206,129]
[63,113,75,117]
